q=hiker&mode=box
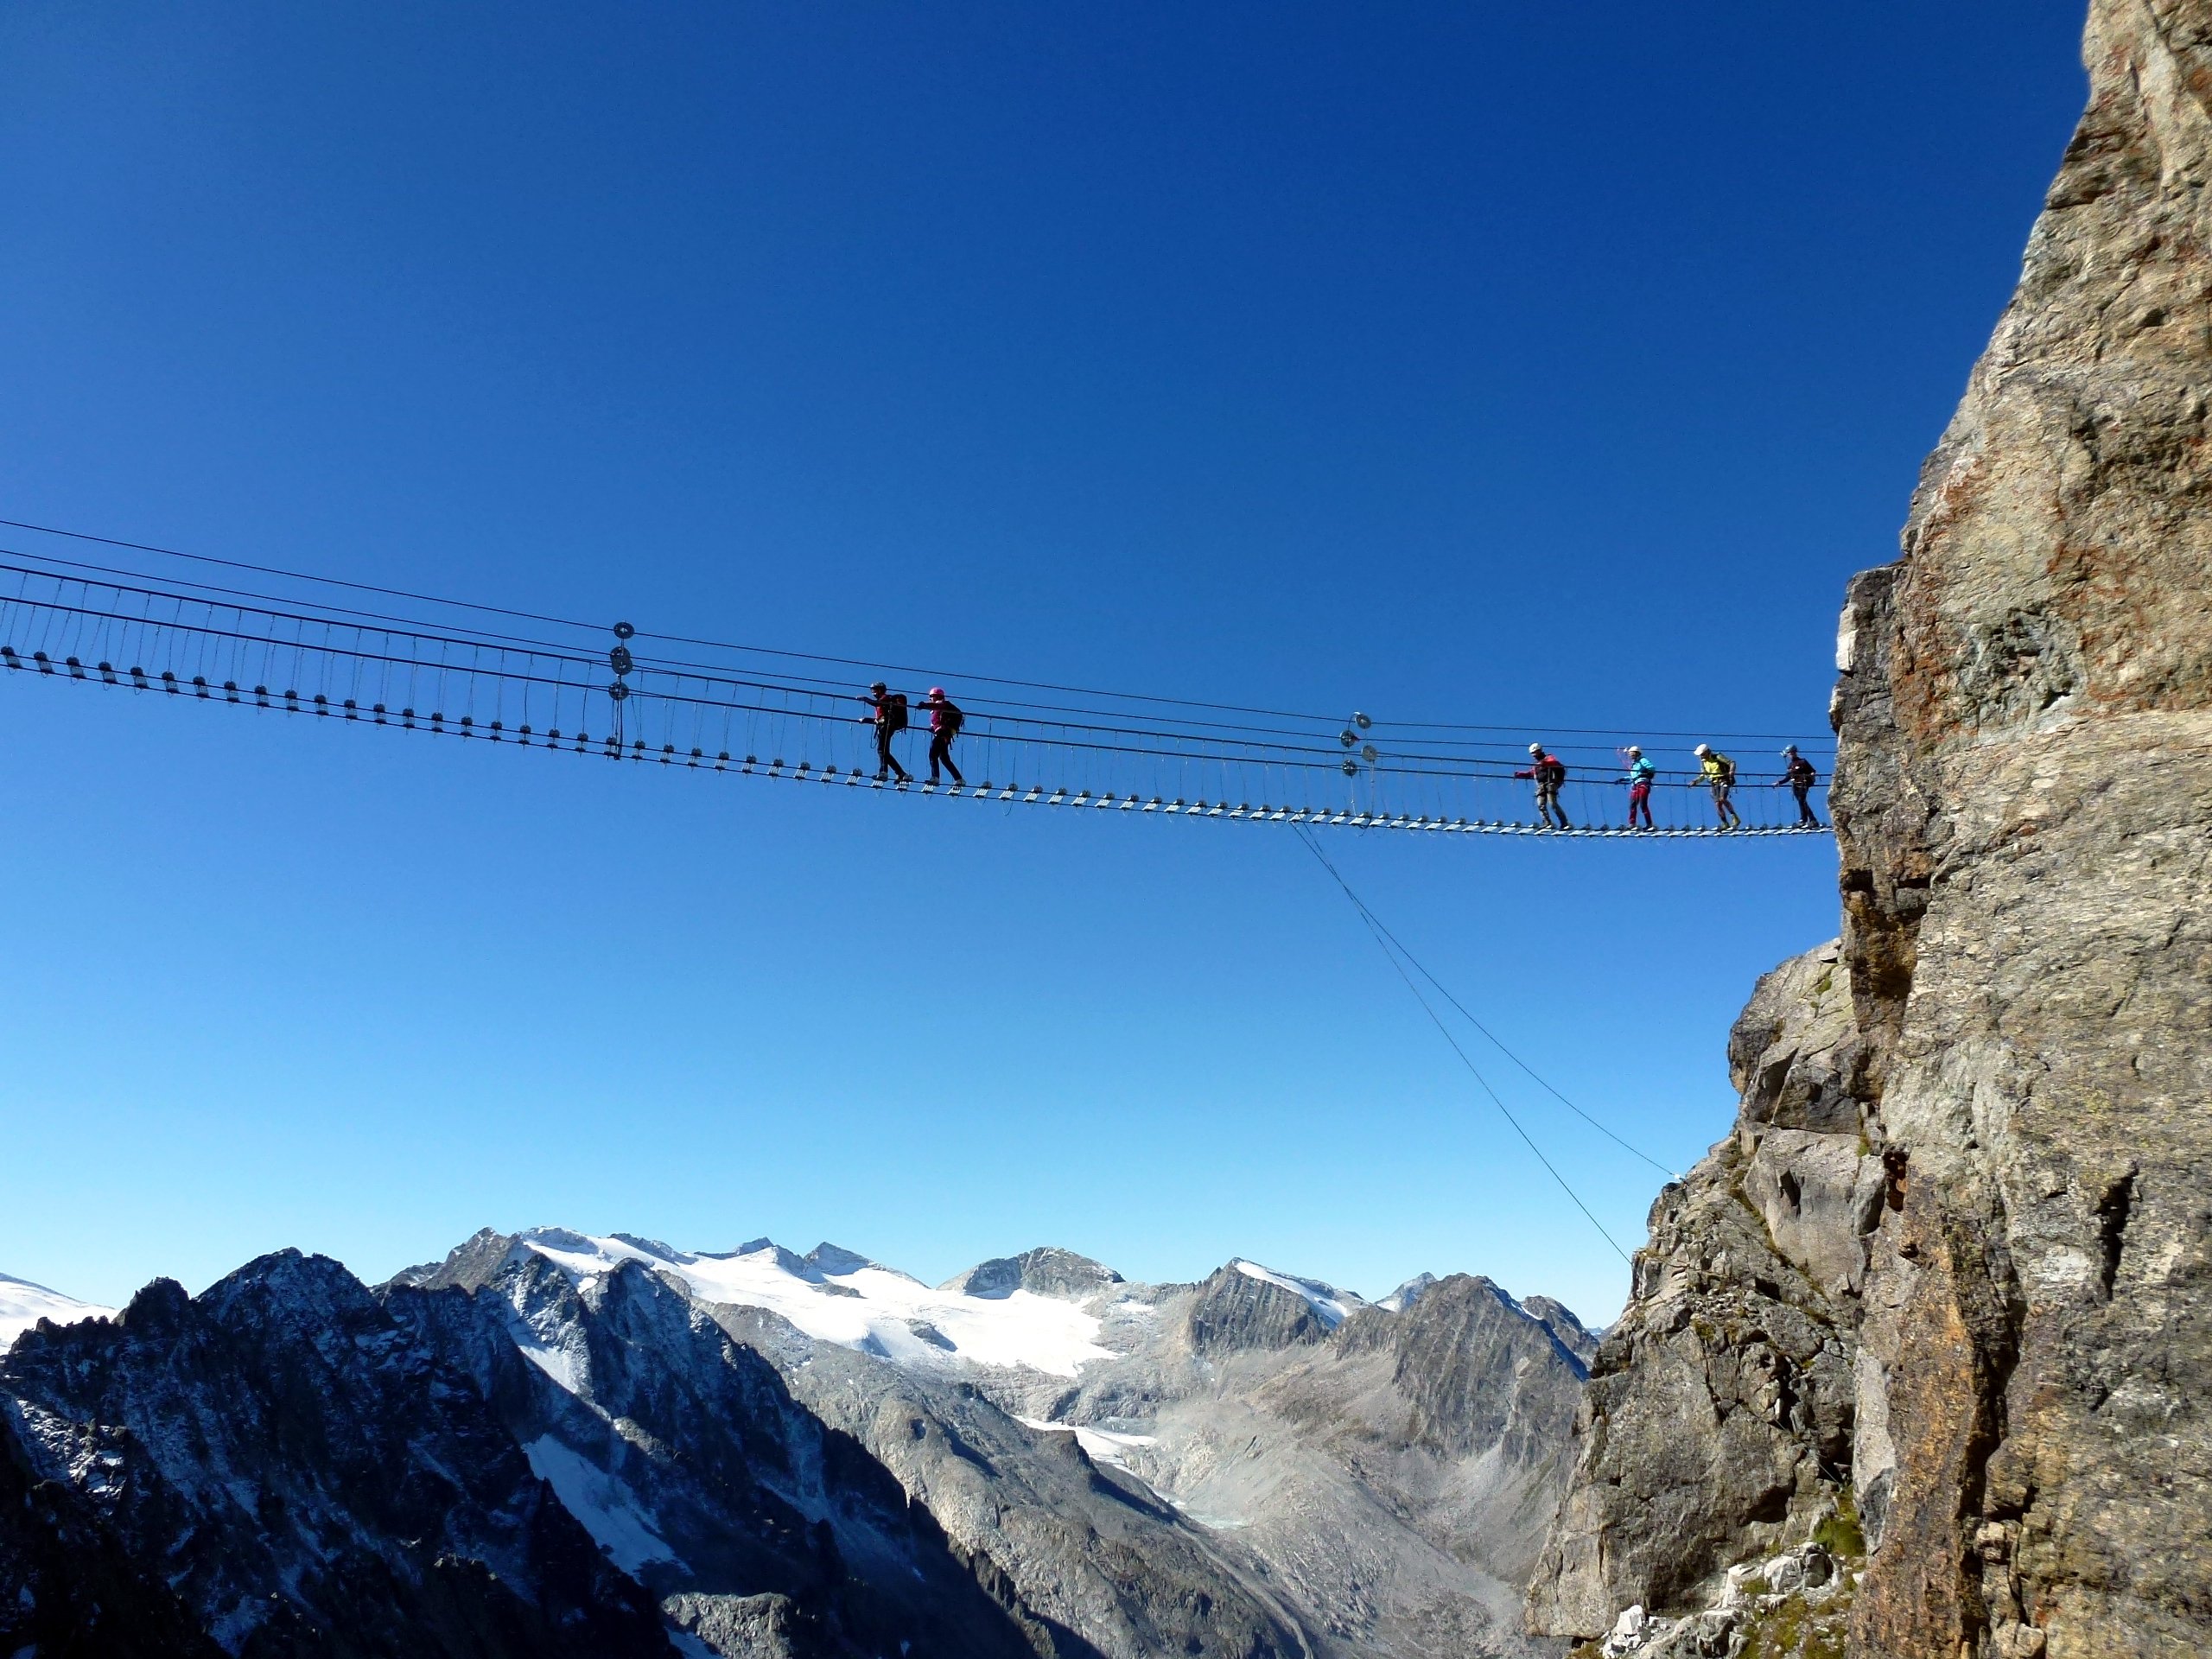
[1693,743,1741,828]
[1776,744,1821,827]
[1514,742,1572,829]
[1623,745,1656,829]
[856,681,911,781]
[918,685,965,785]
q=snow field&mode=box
[514,1230,1119,1378]
[0,1271,115,1351]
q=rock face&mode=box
[939,1247,1124,1301]
[1032,1267,1588,1657]
[1185,1262,1338,1354]
[1529,3,2212,1652]
[1525,946,1866,1635]
[0,1406,226,1658]
[0,1251,669,1657]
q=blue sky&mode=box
[1,3,2088,1321]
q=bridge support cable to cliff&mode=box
[1294,825,1640,1262]
[0,518,1836,838]
[1296,827,1683,1185]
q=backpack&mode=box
[1713,753,1736,785]
[881,693,909,734]
[1541,755,1567,785]
[938,701,963,734]
[1788,756,1817,785]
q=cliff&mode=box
[1529,2,2212,1653]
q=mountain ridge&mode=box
[5,1227,1591,1658]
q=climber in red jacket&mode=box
[1514,743,1572,830]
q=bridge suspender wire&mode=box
[1293,841,1681,1182]
[0,518,1847,745]
[1293,826,1636,1264]
[0,519,1837,837]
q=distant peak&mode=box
[804,1243,876,1277]
[1227,1260,1364,1327]
[1377,1272,1439,1313]
[938,1247,1124,1301]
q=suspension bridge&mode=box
[0,519,1833,838]
[3,515,1823,1256]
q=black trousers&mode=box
[1792,780,1818,825]
[929,731,963,783]
[875,726,908,779]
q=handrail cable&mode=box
[0,552,1827,774]
[0,516,1839,746]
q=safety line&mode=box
[0,515,1840,747]
[0,547,605,658]
[0,562,1840,799]
[1294,825,1635,1262]
[6,536,1842,760]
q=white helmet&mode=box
[1529,742,1544,755]
[1626,745,1642,757]
[1694,743,1712,757]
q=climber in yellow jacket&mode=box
[1692,744,1743,829]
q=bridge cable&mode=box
[1299,839,1681,1181]
[0,516,1839,745]
[1294,826,1637,1263]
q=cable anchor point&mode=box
[608,621,637,747]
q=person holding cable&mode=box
[1692,743,1742,829]
[918,685,965,785]
[1514,742,1572,829]
[1775,744,1821,827]
[1623,745,1656,830]
[857,681,911,781]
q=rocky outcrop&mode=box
[386,1253,1070,1659]
[941,1247,1124,1301]
[1029,1266,1586,1656]
[0,1251,669,1657]
[1185,1264,1335,1354]
[1530,2,2212,1652]
[0,1404,226,1658]
[664,1592,835,1659]
[1526,947,1866,1634]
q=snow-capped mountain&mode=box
[1227,1257,1365,1325]
[3,1229,1596,1659]
[0,1271,113,1350]
[452,1227,1122,1376]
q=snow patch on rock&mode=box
[523,1434,682,1573]
[0,1272,114,1351]
[1230,1259,1364,1328]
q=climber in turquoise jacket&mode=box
[1623,746,1657,830]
